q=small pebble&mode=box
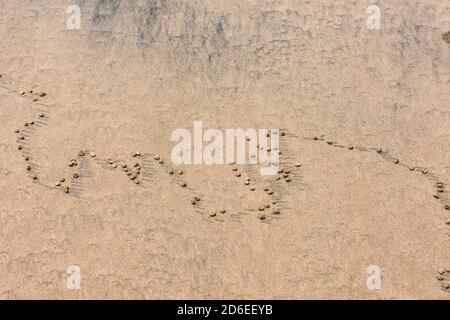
[32,175,37,180]
[24,155,29,161]
[263,187,269,191]
[422,169,428,174]
[442,284,450,290]
[39,92,46,97]
[281,132,286,136]
[409,167,414,171]
[445,205,450,210]
[274,176,281,181]
[64,186,70,194]
[258,206,265,211]
[283,173,289,178]
[348,146,354,150]
[134,180,140,185]
[55,182,61,187]
[191,200,196,205]
[294,163,301,167]
[235,173,241,177]
[60,178,65,182]
[285,178,291,182]
[73,173,79,178]
[39,113,44,118]
[29,121,34,125]
[264,204,270,209]
[312,136,318,140]
[209,212,216,217]
[434,194,440,199]
[394,159,399,164]
[268,191,274,195]
[244,181,250,185]
[26,165,31,171]
[112,164,117,168]
[90,152,96,157]
[14,129,20,133]
[154,156,160,161]
[79,151,85,157]
[178,170,183,175]
[180,182,187,187]
[194,196,201,201]
[19,135,25,140]
[18,145,22,150]
[250,186,256,191]
[232,167,238,171]
[259,215,266,220]
[377,148,382,153]
[168,169,174,174]
[220,210,226,214]
[439,268,445,274]
[158,159,164,164]
[326,141,333,145]
[445,219,450,225]
[272,210,280,215]
[437,275,444,281]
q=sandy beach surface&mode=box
[1,0,450,299]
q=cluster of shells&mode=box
[9,78,450,227]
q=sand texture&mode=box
[1,0,450,299]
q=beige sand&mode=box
[1,0,450,299]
